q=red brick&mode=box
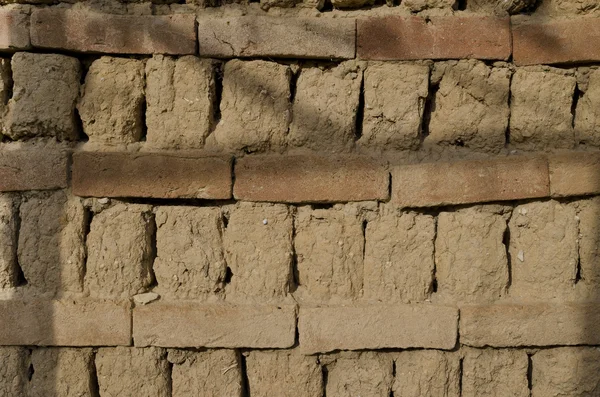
[0,8,30,51]
[357,16,510,61]
[549,151,600,197]
[299,304,458,354]
[0,300,131,346]
[133,302,296,348]
[461,303,600,347]
[513,17,600,66]
[392,156,549,208]
[234,155,388,203]
[198,16,355,59]
[0,150,68,192]
[31,9,195,55]
[72,152,232,199]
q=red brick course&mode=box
[0,150,68,192]
[0,8,30,51]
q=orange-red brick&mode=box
[0,8,30,51]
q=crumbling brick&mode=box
[0,194,18,289]
[154,206,226,299]
[30,348,95,397]
[146,55,216,149]
[363,208,435,303]
[575,68,600,146]
[78,57,145,144]
[462,349,529,397]
[211,60,291,152]
[0,347,29,396]
[5,53,80,140]
[86,203,154,299]
[393,350,460,397]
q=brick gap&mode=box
[420,74,439,145]
[27,350,34,382]
[320,0,334,12]
[138,95,148,142]
[430,215,438,295]
[289,207,300,293]
[458,356,463,396]
[361,218,368,263]
[389,359,396,397]
[165,352,174,397]
[355,71,365,141]
[211,61,224,133]
[574,211,582,285]
[527,352,533,393]
[144,211,158,290]
[3,57,13,106]
[13,196,27,287]
[457,0,467,11]
[505,69,514,147]
[74,107,88,143]
[289,65,300,105]
[321,359,329,397]
[111,198,238,208]
[239,351,251,397]
[571,83,582,130]
[81,206,95,286]
[503,209,513,293]
[89,350,101,397]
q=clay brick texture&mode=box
[3,1,600,395]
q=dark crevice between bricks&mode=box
[115,198,237,208]
[503,212,512,292]
[27,352,34,382]
[166,353,174,397]
[290,207,299,293]
[74,107,88,143]
[239,351,250,397]
[361,219,368,263]
[138,97,148,142]
[429,216,438,295]
[230,157,236,200]
[211,62,224,133]
[527,353,533,394]
[289,65,300,105]
[505,70,514,147]
[13,198,26,287]
[575,251,583,285]
[420,78,439,145]
[145,211,158,290]
[355,72,365,141]
[389,359,396,397]
[81,207,94,286]
[457,0,467,10]
[89,350,100,397]
[458,357,463,396]
[4,57,13,107]
[572,83,582,130]
[321,361,329,397]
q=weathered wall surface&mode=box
[1,0,600,395]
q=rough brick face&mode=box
[288,62,361,151]
[359,62,429,150]
[0,194,18,289]
[18,190,86,296]
[78,57,145,144]
[393,350,460,397]
[96,347,170,397]
[5,53,80,140]
[168,349,243,397]
[146,56,216,149]
[549,152,600,197]
[357,16,511,61]
[510,67,576,149]
[427,60,511,151]
[224,202,293,302]
[31,9,196,54]
[0,149,69,192]
[294,205,364,303]
[435,205,510,303]
[532,347,600,397]
[0,58,9,135]
[86,204,154,299]
[462,349,529,397]
[508,201,578,301]
[30,348,95,397]
[211,60,291,152]
[0,8,30,51]
[363,208,435,303]
[154,206,226,299]
[325,352,393,397]
[572,198,600,299]
[575,68,600,145]
[198,16,355,59]
[0,347,29,396]
[246,351,323,397]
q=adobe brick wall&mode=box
[2,0,600,395]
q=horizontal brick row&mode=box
[1,150,598,205]
[0,8,598,64]
[0,300,599,350]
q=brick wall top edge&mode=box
[72,152,233,199]
[357,15,511,61]
[513,17,600,66]
[197,16,356,59]
[30,9,196,55]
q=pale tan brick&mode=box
[572,197,600,299]
[78,57,145,144]
[359,62,429,150]
[5,53,80,140]
[31,9,195,54]
[198,16,355,59]
[133,302,296,348]
[0,299,131,346]
[436,205,509,303]
[532,347,600,397]
[509,201,578,301]
[0,149,69,192]
[510,67,576,149]
[19,191,86,296]
[393,350,460,397]
[154,206,226,299]
[211,60,291,152]
[427,60,511,151]
[224,202,293,302]
[326,352,393,397]
[0,8,30,51]
[96,347,170,397]
[30,348,95,397]
[0,194,18,289]
[246,350,322,397]
[295,205,363,303]
[549,151,600,197]
[86,203,154,299]
[0,347,29,397]
[575,69,600,146]
[299,304,458,353]
[73,152,233,200]
[234,154,389,203]
[288,62,361,151]
[462,349,529,397]
[146,55,216,149]
[168,349,243,397]
[364,208,435,303]
[461,303,600,347]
